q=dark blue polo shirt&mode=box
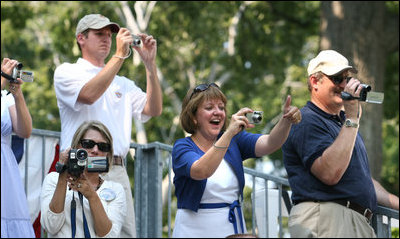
[282,101,377,212]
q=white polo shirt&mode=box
[54,58,150,157]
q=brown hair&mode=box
[180,84,228,134]
[70,120,114,170]
[76,29,90,53]
[308,71,324,92]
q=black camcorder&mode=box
[68,149,109,177]
[341,83,384,104]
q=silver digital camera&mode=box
[131,34,141,47]
[245,111,263,124]
[12,63,34,82]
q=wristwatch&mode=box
[344,119,359,128]
[55,161,67,173]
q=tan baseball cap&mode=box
[75,14,120,37]
[307,50,357,76]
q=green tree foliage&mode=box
[1,1,398,195]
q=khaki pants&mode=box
[289,201,376,238]
[103,165,136,237]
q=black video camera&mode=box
[357,84,371,102]
[341,83,384,104]
[68,149,109,177]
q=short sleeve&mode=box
[54,63,87,111]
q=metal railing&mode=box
[19,129,400,238]
[130,141,399,238]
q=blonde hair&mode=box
[70,120,114,170]
[180,84,228,134]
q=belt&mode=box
[294,199,373,222]
[113,156,124,166]
[199,200,244,234]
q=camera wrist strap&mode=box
[0,71,16,82]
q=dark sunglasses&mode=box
[80,139,111,152]
[189,83,220,100]
[327,74,352,85]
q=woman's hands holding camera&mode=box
[226,108,255,136]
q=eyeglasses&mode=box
[80,139,111,152]
[189,83,219,100]
[327,74,352,85]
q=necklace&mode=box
[96,177,103,191]
[191,136,213,151]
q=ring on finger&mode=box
[77,183,81,188]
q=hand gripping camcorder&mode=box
[341,83,384,104]
[1,62,34,83]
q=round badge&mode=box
[99,188,116,202]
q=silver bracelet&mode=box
[112,48,132,60]
[213,141,228,149]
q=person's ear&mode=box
[76,33,86,45]
[309,75,320,90]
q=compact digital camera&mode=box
[245,111,263,124]
[68,149,109,177]
[131,34,141,47]
[12,63,34,82]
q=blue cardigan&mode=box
[172,131,261,212]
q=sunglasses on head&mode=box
[327,74,352,85]
[80,139,111,152]
[189,83,220,100]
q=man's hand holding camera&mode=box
[342,77,363,120]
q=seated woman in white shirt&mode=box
[40,120,126,237]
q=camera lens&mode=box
[76,149,88,160]
[253,115,262,121]
[132,39,141,47]
[16,63,23,70]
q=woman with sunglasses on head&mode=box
[40,120,126,238]
[172,83,301,238]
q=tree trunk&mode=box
[320,1,390,181]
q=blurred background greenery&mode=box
[1,1,398,196]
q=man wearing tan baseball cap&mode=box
[75,14,120,37]
[307,49,357,76]
[282,49,399,237]
[52,13,163,238]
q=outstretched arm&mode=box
[255,95,301,156]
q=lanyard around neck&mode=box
[71,192,91,238]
